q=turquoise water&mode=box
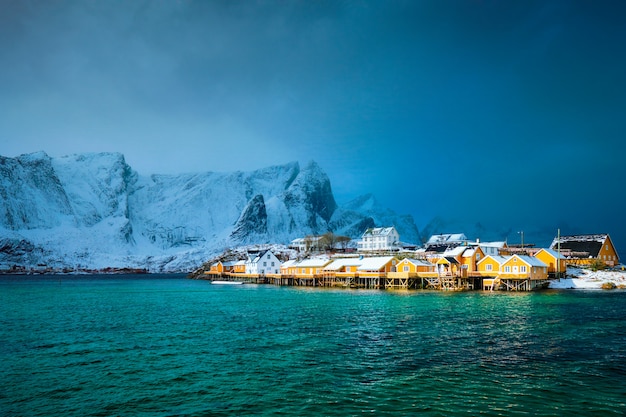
[1,275,625,416]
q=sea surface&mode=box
[1,275,625,416]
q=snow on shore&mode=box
[549,267,626,289]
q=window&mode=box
[267,254,271,259]
[476,254,481,261]
[505,266,511,273]
[404,266,409,272]
[302,268,306,274]
[271,262,275,266]
[263,262,267,267]
[486,264,493,271]
[521,266,527,273]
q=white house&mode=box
[245,250,281,275]
[426,233,468,246]
[476,241,507,256]
[289,236,324,252]
[358,227,400,251]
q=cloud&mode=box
[1,0,626,249]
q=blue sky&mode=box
[1,1,625,249]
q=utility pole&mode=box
[557,228,561,279]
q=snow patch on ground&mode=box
[548,267,626,289]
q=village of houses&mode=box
[202,227,623,291]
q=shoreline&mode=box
[3,267,626,291]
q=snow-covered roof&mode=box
[462,249,476,258]
[401,258,434,267]
[550,234,609,257]
[513,255,547,268]
[291,235,324,243]
[280,259,298,268]
[357,256,396,271]
[550,235,609,258]
[477,255,508,265]
[295,258,331,268]
[478,241,506,248]
[553,234,608,243]
[426,233,467,244]
[323,258,363,271]
[248,249,270,262]
[362,227,397,237]
[443,246,467,257]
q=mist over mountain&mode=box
[0,152,420,272]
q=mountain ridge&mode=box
[0,151,421,272]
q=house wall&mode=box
[477,257,501,276]
[397,260,435,273]
[534,250,566,275]
[500,257,548,280]
[398,259,418,273]
[247,252,281,275]
[359,229,399,251]
[599,237,619,266]
[358,260,397,277]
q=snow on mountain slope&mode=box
[0,151,73,230]
[51,152,137,228]
[0,152,421,272]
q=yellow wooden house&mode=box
[232,260,246,274]
[550,234,620,267]
[534,248,567,278]
[357,256,398,278]
[293,258,333,278]
[499,255,548,280]
[322,258,363,279]
[436,256,461,277]
[280,259,298,276]
[460,246,486,275]
[476,255,507,289]
[207,260,238,274]
[395,258,436,276]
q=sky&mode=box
[2,0,626,249]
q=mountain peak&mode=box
[0,152,420,272]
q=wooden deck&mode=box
[201,271,498,290]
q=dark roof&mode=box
[424,243,461,253]
[550,235,606,258]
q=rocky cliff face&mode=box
[230,194,268,243]
[0,152,420,272]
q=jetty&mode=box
[192,230,620,292]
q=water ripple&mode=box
[1,276,626,416]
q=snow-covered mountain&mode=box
[0,152,420,272]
